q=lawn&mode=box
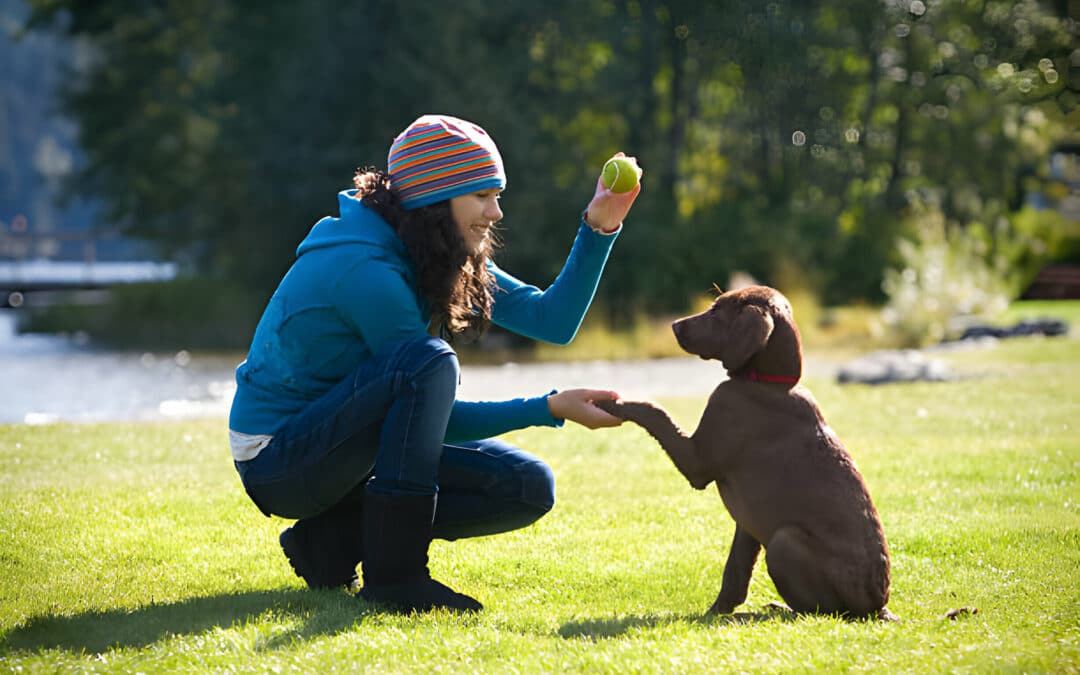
[1,329,1078,673]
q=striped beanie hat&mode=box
[387,115,506,210]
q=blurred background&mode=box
[1,0,1078,420]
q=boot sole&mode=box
[357,580,483,613]
[280,527,359,590]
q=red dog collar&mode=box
[734,370,800,384]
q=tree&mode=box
[26,0,1076,318]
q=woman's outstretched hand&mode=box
[584,152,642,234]
[547,389,624,429]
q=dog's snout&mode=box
[671,319,684,339]
[672,318,692,347]
[672,318,699,356]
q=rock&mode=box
[837,349,955,385]
[957,318,1069,341]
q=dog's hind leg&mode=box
[766,527,890,618]
[708,526,762,615]
[763,526,843,615]
[596,400,712,489]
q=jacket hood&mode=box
[296,190,407,258]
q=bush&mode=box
[20,277,264,351]
[880,203,1068,347]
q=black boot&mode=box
[280,498,364,590]
[357,492,482,613]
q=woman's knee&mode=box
[387,336,459,389]
[518,458,556,515]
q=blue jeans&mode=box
[234,336,555,540]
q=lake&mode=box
[0,311,239,424]
[0,311,729,425]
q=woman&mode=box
[229,114,642,613]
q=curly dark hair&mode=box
[353,167,497,341]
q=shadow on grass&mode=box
[559,606,797,639]
[1,587,375,655]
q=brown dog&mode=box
[598,285,896,620]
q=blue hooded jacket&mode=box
[229,190,619,442]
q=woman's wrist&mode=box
[546,390,562,420]
[582,209,620,235]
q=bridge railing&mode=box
[0,229,177,307]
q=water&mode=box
[0,311,238,424]
[0,311,732,425]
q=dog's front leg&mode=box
[596,400,711,489]
[707,526,761,615]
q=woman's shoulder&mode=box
[298,244,414,286]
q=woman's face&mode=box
[450,188,503,255]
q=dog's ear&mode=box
[719,303,774,372]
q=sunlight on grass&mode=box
[1,332,1078,672]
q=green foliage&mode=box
[882,200,1072,346]
[22,0,1077,317]
[882,203,1012,345]
[20,277,265,350]
[1,336,1078,671]
[1007,203,1078,274]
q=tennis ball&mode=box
[601,157,640,193]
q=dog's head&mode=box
[672,285,802,384]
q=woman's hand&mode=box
[547,389,624,429]
[584,152,643,234]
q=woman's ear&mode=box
[717,304,774,373]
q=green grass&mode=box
[2,334,1079,672]
[1000,299,1080,328]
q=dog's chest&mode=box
[696,385,855,505]
[694,387,798,462]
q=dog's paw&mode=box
[706,599,739,616]
[593,399,623,418]
[879,607,901,622]
[595,399,663,418]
